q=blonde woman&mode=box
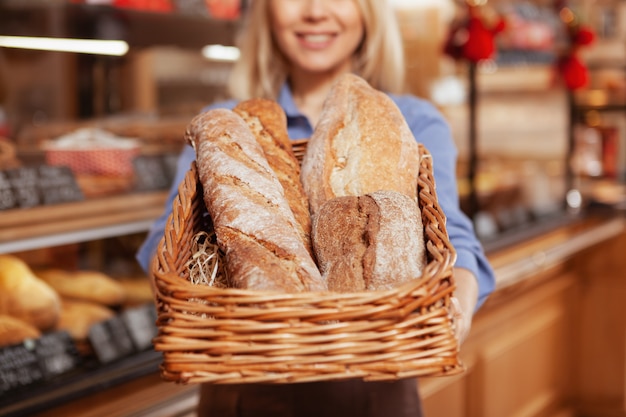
[138,1,495,415]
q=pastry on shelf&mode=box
[0,254,61,331]
[37,269,126,307]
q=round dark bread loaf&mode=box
[312,190,426,292]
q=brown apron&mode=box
[197,378,424,417]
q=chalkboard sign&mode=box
[88,315,136,364]
[37,165,84,205]
[132,155,176,192]
[0,170,17,210]
[121,303,158,351]
[0,331,80,395]
[35,331,80,379]
[6,166,40,208]
[0,164,83,211]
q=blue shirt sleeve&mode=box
[393,95,496,310]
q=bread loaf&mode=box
[0,254,61,331]
[55,298,115,341]
[233,99,313,255]
[312,190,426,292]
[0,315,41,347]
[300,73,421,216]
[185,108,326,292]
[37,269,126,306]
[118,278,154,306]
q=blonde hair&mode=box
[227,0,406,100]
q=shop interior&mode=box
[1,0,626,416]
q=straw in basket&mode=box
[151,139,463,384]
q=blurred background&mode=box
[2,0,625,244]
[1,1,626,417]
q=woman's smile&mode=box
[270,0,364,75]
[296,32,337,49]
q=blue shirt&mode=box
[136,84,496,309]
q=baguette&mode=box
[185,108,326,292]
[233,99,312,255]
[37,269,126,306]
[312,190,426,292]
[300,73,421,216]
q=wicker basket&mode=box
[152,139,462,384]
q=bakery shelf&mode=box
[0,349,162,417]
[0,190,168,253]
[0,1,241,50]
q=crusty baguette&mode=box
[185,108,326,293]
[312,190,426,292]
[37,269,126,306]
[300,73,421,216]
[233,99,313,255]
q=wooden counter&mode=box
[421,214,626,417]
[24,214,626,417]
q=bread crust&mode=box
[0,255,61,331]
[37,269,126,306]
[0,315,41,347]
[312,191,426,292]
[185,109,326,293]
[300,73,421,216]
[233,99,312,255]
[55,298,115,340]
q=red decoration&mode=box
[557,54,589,90]
[206,0,240,20]
[444,4,505,63]
[554,5,596,90]
[113,0,173,12]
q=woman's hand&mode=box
[450,267,479,345]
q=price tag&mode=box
[121,303,158,351]
[0,164,83,211]
[132,155,173,191]
[35,331,81,379]
[37,165,84,205]
[88,315,136,363]
[0,339,43,395]
[0,171,16,210]
[0,331,79,395]
[6,166,40,208]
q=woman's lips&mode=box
[296,33,336,49]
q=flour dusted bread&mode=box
[0,254,60,331]
[37,269,126,306]
[0,315,41,347]
[300,73,421,216]
[312,190,426,292]
[234,99,313,254]
[185,108,326,292]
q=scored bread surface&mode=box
[312,190,426,292]
[300,73,421,216]
[233,99,313,255]
[185,108,325,293]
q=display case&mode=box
[0,190,168,417]
[0,2,243,415]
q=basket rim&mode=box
[150,139,461,384]
[152,142,457,300]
